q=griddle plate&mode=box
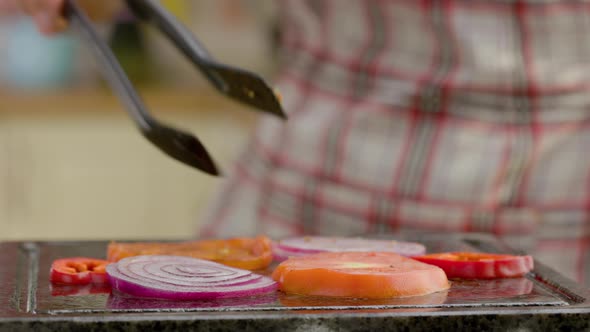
[7,234,582,316]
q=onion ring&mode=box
[274,236,426,261]
[106,255,277,300]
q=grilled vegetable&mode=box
[272,252,450,298]
[106,255,277,300]
[108,236,273,270]
[273,236,425,261]
[50,257,109,285]
[412,252,534,279]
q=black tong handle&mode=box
[64,0,226,129]
[64,0,221,175]
[64,0,154,132]
[125,0,227,91]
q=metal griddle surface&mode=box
[1,233,589,319]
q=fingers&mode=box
[19,0,67,35]
[18,0,122,35]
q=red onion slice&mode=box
[274,236,426,261]
[106,255,277,300]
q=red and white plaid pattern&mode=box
[200,0,590,285]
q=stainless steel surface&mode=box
[1,234,589,322]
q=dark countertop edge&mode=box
[2,305,590,322]
[1,310,589,332]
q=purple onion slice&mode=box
[106,255,277,300]
[274,236,426,261]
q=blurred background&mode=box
[0,0,278,241]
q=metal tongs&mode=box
[64,0,286,176]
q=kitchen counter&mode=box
[1,233,589,331]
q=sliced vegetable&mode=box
[106,255,278,300]
[412,252,534,279]
[107,236,273,270]
[50,257,110,285]
[272,252,449,298]
[273,236,426,261]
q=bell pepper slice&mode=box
[107,236,273,270]
[412,252,534,279]
[50,257,110,285]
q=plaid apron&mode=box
[200,0,590,285]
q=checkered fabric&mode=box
[199,0,590,285]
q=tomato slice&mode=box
[107,236,273,270]
[271,252,450,298]
[412,252,534,279]
[50,257,110,285]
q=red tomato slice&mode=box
[50,257,110,285]
[272,252,450,298]
[412,252,534,279]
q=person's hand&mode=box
[2,0,122,35]
[18,0,67,35]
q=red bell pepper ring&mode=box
[412,252,534,279]
[50,257,110,285]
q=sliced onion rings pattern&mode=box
[106,255,278,300]
[274,236,426,261]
